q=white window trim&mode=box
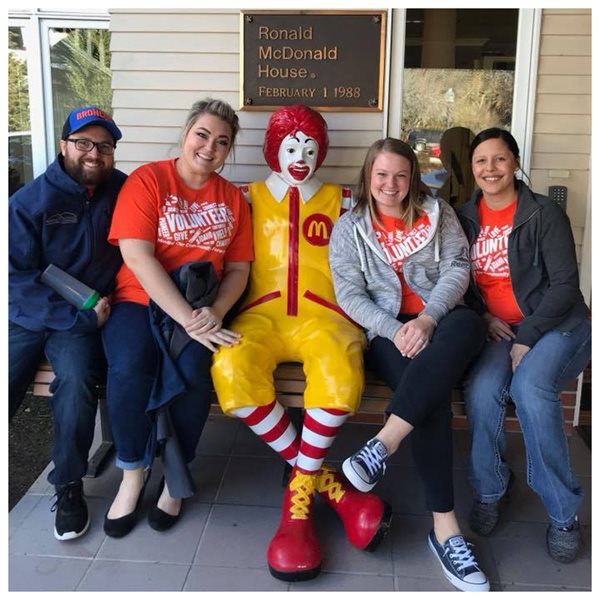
[511,9,542,177]
[9,16,46,177]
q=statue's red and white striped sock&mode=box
[296,408,349,474]
[233,400,299,464]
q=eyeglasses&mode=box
[65,138,115,155]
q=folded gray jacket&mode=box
[329,196,470,342]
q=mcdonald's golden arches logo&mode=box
[303,214,334,246]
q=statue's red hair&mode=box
[263,104,329,172]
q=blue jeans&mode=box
[462,318,591,527]
[9,321,104,486]
[102,302,212,470]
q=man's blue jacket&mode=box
[9,155,127,333]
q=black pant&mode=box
[366,306,485,513]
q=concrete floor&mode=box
[9,416,591,591]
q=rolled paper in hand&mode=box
[41,264,100,310]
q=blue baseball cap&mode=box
[61,106,122,143]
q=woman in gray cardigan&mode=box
[329,138,487,592]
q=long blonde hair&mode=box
[354,138,425,229]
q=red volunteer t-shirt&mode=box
[374,212,431,315]
[109,159,254,305]
[471,197,522,324]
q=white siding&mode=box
[109,8,384,185]
[531,9,591,269]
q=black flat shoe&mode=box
[104,470,151,538]
[148,477,183,532]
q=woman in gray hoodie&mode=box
[329,138,487,592]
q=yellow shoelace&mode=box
[289,471,317,520]
[317,466,345,503]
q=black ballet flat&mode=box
[104,470,151,538]
[148,477,183,532]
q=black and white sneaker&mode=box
[51,480,90,541]
[342,438,388,492]
[428,530,490,592]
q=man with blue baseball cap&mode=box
[9,105,126,541]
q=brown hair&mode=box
[354,137,425,229]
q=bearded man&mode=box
[9,106,126,541]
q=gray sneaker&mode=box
[469,470,514,536]
[546,517,580,563]
[342,438,388,492]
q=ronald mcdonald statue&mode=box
[212,105,392,581]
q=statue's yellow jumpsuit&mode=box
[212,180,366,413]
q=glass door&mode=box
[8,24,34,194]
[44,24,113,156]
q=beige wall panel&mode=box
[118,126,180,145]
[537,56,591,75]
[110,8,236,13]
[529,169,589,226]
[112,71,239,92]
[530,154,589,171]
[110,32,238,53]
[542,14,591,35]
[111,53,239,73]
[543,9,591,14]
[535,95,591,115]
[533,114,591,135]
[539,35,591,56]
[112,90,239,110]
[115,145,181,163]
[113,108,194,128]
[532,134,590,155]
[537,75,590,95]
[110,12,239,32]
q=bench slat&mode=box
[31,359,577,434]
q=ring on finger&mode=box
[209,320,217,326]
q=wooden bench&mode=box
[32,359,581,477]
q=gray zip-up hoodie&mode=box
[329,196,470,342]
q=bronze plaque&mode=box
[241,11,386,111]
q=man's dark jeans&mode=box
[9,321,104,486]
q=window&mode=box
[400,9,519,205]
[8,25,33,194]
[7,10,111,188]
[48,27,113,154]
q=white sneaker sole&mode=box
[54,516,90,541]
[427,535,490,592]
[342,457,376,493]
